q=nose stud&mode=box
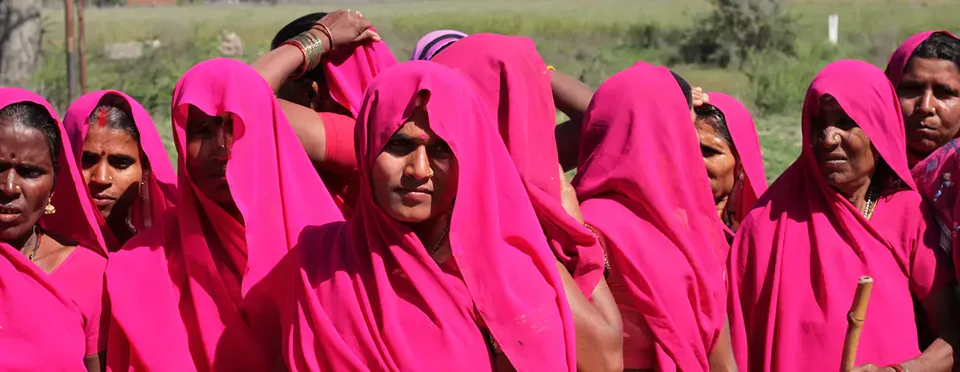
[833,134,840,142]
[427,168,435,178]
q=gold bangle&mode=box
[291,31,323,71]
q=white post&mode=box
[828,14,839,45]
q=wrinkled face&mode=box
[812,96,877,194]
[81,124,143,220]
[0,119,55,243]
[371,108,458,223]
[184,106,235,207]
[695,117,737,203]
[898,57,960,164]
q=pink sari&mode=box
[320,39,397,217]
[63,90,177,251]
[0,88,108,369]
[913,138,960,280]
[433,34,605,296]
[105,59,342,371]
[728,60,950,371]
[283,61,576,371]
[572,64,727,370]
[707,92,768,241]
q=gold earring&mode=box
[44,196,56,215]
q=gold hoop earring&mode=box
[44,195,56,215]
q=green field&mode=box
[30,0,960,180]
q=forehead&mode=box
[0,120,53,162]
[84,125,140,151]
[904,57,960,82]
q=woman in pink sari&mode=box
[572,63,734,371]
[62,90,176,250]
[914,138,960,277]
[885,31,960,169]
[104,58,342,370]
[254,9,396,218]
[282,61,575,370]
[728,60,960,371]
[432,33,622,371]
[0,88,109,370]
[695,93,768,243]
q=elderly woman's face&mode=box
[184,106,235,206]
[371,108,458,224]
[898,57,960,164]
[0,118,55,243]
[695,115,737,204]
[812,96,877,194]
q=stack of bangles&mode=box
[281,23,334,80]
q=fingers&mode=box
[354,29,381,43]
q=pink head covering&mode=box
[433,34,605,295]
[706,92,768,235]
[0,88,104,369]
[62,90,177,250]
[728,60,949,371]
[323,38,398,118]
[105,58,342,370]
[885,30,960,88]
[410,29,468,61]
[286,61,575,371]
[572,64,727,370]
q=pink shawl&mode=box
[728,60,950,371]
[323,38,397,118]
[0,88,107,369]
[63,90,177,251]
[913,138,960,279]
[105,58,342,371]
[572,64,727,370]
[284,61,576,371]
[433,33,605,296]
[707,92,768,239]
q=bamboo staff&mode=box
[841,276,874,371]
[77,0,87,94]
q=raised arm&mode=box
[552,70,594,171]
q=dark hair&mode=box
[0,102,61,176]
[910,32,960,69]
[695,104,737,153]
[271,12,329,84]
[89,94,141,144]
[670,70,694,109]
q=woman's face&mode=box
[812,96,877,195]
[898,57,960,164]
[695,117,737,204]
[81,123,143,220]
[184,106,235,207]
[371,108,458,224]
[0,119,55,243]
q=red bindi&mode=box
[101,151,106,156]
[96,108,108,128]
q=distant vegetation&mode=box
[30,0,960,179]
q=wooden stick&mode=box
[841,276,874,371]
[77,0,87,94]
[64,0,77,102]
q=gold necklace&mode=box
[428,222,451,256]
[28,226,42,262]
[862,187,880,220]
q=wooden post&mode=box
[64,0,77,101]
[77,0,86,94]
[841,276,873,371]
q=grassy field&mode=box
[29,0,960,180]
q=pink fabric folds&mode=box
[63,90,177,250]
[0,88,107,370]
[433,34,605,296]
[707,92,768,236]
[885,30,960,89]
[285,61,575,371]
[323,37,398,118]
[105,58,342,371]
[728,60,949,371]
[913,138,960,279]
[572,64,727,370]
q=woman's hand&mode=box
[558,164,584,224]
[316,10,380,51]
[692,86,710,108]
[848,364,896,372]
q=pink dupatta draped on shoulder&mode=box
[284,61,575,371]
[913,138,960,280]
[105,58,342,371]
[572,64,727,371]
[0,88,108,369]
[433,33,605,296]
[728,60,950,371]
[62,90,177,251]
[707,92,768,240]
